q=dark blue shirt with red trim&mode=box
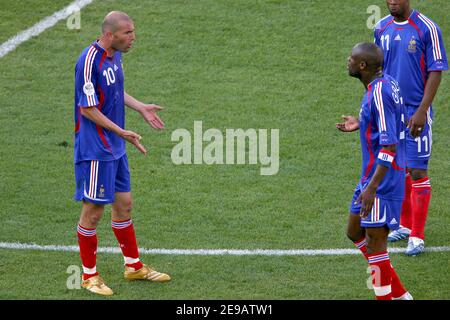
[358,75,406,200]
[74,41,126,163]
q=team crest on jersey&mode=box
[114,64,118,71]
[98,185,105,198]
[83,82,95,95]
[408,36,417,53]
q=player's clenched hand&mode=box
[121,130,147,155]
[336,115,360,132]
[139,104,165,130]
[356,186,376,219]
[408,109,426,138]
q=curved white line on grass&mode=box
[0,0,94,58]
[0,242,449,256]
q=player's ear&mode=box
[360,61,367,70]
[105,30,114,40]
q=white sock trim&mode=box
[82,266,97,274]
[393,292,414,300]
[373,285,392,297]
[124,256,140,265]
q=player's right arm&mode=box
[336,115,359,132]
[75,49,147,155]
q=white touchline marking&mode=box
[0,0,94,58]
[0,242,449,256]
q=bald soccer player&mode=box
[337,43,412,300]
[73,11,169,296]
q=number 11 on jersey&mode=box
[380,34,390,51]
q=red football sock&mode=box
[77,224,98,280]
[112,219,143,270]
[353,238,406,298]
[353,237,370,260]
[410,177,431,240]
[367,251,393,300]
[400,173,412,229]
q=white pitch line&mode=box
[0,0,94,58]
[1,242,449,256]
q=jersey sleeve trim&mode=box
[373,82,387,132]
[83,46,99,107]
[418,14,443,61]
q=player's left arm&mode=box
[358,144,396,218]
[124,91,165,129]
[409,22,448,138]
[408,71,442,137]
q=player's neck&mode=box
[363,73,383,89]
[97,38,116,57]
[393,8,412,22]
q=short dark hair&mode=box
[353,42,384,71]
[102,11,132,34]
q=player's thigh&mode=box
[347,185,364,241]
[363,198,402,253]
[111,154,132,218]
[406,106,432,171]
[115,154,131,194]
[74,160,116,205]
[347,214,364,241]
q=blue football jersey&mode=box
[74,41,126,163]
[358,75,406,200]
[374,10,448,107]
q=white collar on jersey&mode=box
[392,9,416,25]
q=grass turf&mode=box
[0,0,449,299]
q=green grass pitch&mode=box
[0,0,449,299]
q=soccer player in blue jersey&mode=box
[73,11,169,296]
[337,43,412,300]
[374,0,448,256]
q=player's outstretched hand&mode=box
[336,115,359,132]
[121,130,147,155]
[140,104,165,130]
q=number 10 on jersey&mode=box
[103,67,116,85]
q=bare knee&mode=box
[124,199,133,214]
[112,197,133,221]
[347,214,364,242]
[347,230,363,242]
[365,228,389,254]
[84,216,101,228]
[116,199,133,215]
[80,202,105,228]
[409,168,427,180]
